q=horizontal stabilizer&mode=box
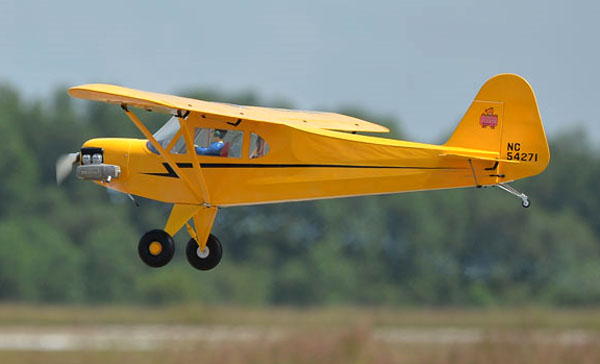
[439,153,518,164]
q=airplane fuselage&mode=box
[87,119,500,207]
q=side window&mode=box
[170,134,187,154]
[249,133,270,159]
[194,128,243,158]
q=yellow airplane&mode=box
[57,73,549,271]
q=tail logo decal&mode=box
[479,107,498,129]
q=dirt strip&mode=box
[0,326,595,351]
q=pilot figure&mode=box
[196,129,227,156]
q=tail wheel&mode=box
[138,229,175,268]
[186,234,223,271]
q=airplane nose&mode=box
[78,138,132,182]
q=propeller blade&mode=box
[56,152,80,185]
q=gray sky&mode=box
[1,0,598,143]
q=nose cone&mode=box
[81,138,132,179]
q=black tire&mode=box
[186,234,223,271]
[522,199,531,208]
[138,229,175,268]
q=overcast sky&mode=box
[1,0,598,143]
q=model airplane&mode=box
[57,74,550,271]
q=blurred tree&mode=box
[0,218,83,302]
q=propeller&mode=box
[56,152,80,185]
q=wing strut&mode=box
[121,105,208,204]
[178,116,211,202]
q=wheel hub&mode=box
[196,246,210,259]
[149,241,163,256]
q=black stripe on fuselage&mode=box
[143,162,465,178]
[144,163,179,177]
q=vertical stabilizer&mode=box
[445,74,550,181]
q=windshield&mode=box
[147,116,186,154]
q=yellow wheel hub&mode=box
[149,241,163,256]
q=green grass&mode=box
[1,304,600,329]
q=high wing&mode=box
[68,83,390,133]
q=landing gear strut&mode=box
[495,183,530,208]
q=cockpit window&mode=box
[170,134,187,154]
[249,132,269,159]
[147,116,187,154]
[147,117,244,158]
[194,128,243,158]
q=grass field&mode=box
[0,305,599,363]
